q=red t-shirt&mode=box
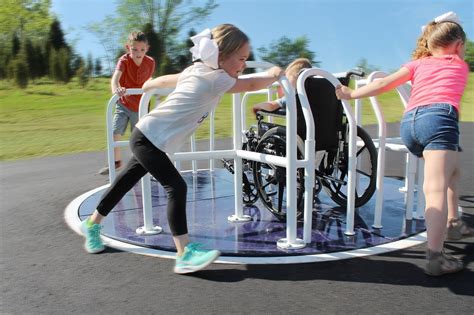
[116,54,155,112]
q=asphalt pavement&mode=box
[1,123,473,314]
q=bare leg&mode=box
[422,150,458,252]
[447,160,460,221]
[173,234,190,256]
[113,134,122,163]
[89,210,105,225]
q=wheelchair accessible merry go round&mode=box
[65,62,430,264]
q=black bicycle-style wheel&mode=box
[241,129,260,205]
[320,125,377,207]
[252,127,306,221]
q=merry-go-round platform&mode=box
[65,65,430,264]
[65,168,427,264]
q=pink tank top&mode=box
[403,54,468,113]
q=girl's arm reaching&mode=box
[228,66,284,94]
[142,73,181,92]
[335,67,411,100]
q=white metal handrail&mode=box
[106,63,358,248]
[297,68,357,236]
[364,71,424,223]
[105,88,143,183]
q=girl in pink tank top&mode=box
[335,12,471,276]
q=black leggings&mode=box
[96,129,188,236]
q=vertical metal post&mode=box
[135,89,162,235]
[228,92,251,222]
[209,111,215,171]
[277,78,305,249]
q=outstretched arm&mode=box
[227,66,284,94]
[335,67,411,100]
[142,73,181,92]
[252,100,281,114]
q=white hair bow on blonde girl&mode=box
[189,28,219,69]
[421,11,461,32]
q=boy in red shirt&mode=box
[99,31,155,174]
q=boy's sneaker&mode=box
[174,243,220,274]
[446,218,474,240]
[98,161,122,175]
[425,250,463,276]
[81,220,105,254]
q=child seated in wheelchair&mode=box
[252,58,312,114]
[242,65,376,221]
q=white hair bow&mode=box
[421,11,461,32]
[189,28,219,69]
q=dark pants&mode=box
[96,129,188,236]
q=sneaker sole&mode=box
[84,245,106,254]
[174,250,220,274]
[424,266,463,276]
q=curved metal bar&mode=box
[298,68,357,236]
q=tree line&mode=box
[4,1,470,90]
[0,0,319,89]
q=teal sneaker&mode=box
[174,243,220,274]
[81,220,105,254]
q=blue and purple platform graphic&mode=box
[65,168,427,264]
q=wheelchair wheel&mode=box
[320,126,377,207]
[242,128,259,205]
[252,127,306,221]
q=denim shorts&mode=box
[400,103,461,158]
[112,102,139,135]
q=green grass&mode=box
[1,74,473,161]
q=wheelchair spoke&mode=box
[261,179,276,191]
[356,169,371,178]
[278,182,285,213]
[356,145,366,156]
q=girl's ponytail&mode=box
[412,22,436,60]
[412,17,465,60]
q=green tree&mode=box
[94,58,103,77]
[11,34,21,56]
[76,59,89,87]
[143,22,161,75]
[355,58,379,76]
[47,19,67,50]
[49,47,72,83]
[159,53,175,75]
[35,45,48,77]
[58,48,72,83]
[24,39,40,81]
[71,54,83,75]
[258,36,319,68]
[11,56,29,89]
[86,53,94,77]
[465,40,474,72]
[0,0,52,50]
[0,54,8,79]
[46,19,72,81]
[169,29,196,72]
[88,0,217,75]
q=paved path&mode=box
[1,123,473,314]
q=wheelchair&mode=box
[224,70,378,221]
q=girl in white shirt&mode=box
[81,24,283,274]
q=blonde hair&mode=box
[412,21,465,59]
[127,31,148,45]
[211,24,249,61]
[286,58,312,75]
